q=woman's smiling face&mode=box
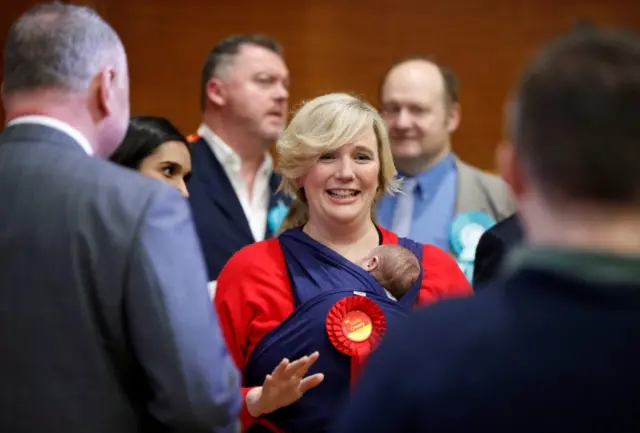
[299,128,380,228]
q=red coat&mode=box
[215,226,472,431]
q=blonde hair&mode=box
[276,92,400,232]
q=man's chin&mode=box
[392,151,423,165]
[391,140,422,154]
[261,128,285,144]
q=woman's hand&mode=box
[245,351,324,418]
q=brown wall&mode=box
[2,0,639,169]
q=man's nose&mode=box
[394,108,412,129]
[274,82,289,101]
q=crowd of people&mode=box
[1,3,639,433]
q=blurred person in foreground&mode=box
[0,4,240,433]
[335,26,640,433]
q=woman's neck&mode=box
[303,217,380,263]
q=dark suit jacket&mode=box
[0,123,240,433]
[187,137,291,282]
[473,213,523,287]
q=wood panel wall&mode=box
[2,0,639,169]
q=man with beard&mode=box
[187,35,292,295]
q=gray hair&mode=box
[3,3,123,94]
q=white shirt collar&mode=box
[7,115,94,155]
[196,123,272,176]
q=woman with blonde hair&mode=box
[215,93,471,432]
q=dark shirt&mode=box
[473,213,523,288]
[335,246,640,432]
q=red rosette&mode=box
[325,295,387,386]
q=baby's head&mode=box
[356,244,421,300]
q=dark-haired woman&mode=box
[110,115,191,197]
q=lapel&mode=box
[454,157,489,215]
[264,172,292,238]
[191,138,254,242]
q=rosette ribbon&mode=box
[325,295,387,387]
